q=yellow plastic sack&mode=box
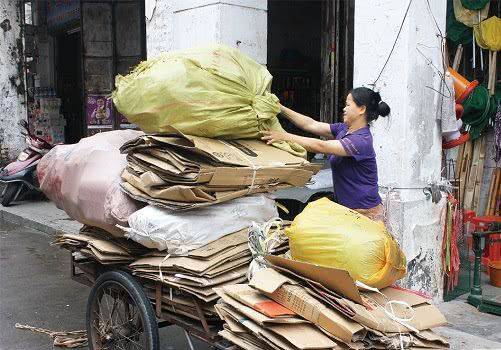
[286,198,407,289]
[474,16,501,51]
[112,45,306,158]
[453,0,489,27]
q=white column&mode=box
[171,0,267,64]
[0,0,26,163]
[145,0,174,58]
[354,0,447,300]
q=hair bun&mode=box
[377,101,391,117]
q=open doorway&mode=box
[267,0,354,135]
[56,31,84,144]
[267,0,321,137]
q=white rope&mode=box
[356,281,419,334]
[247,217,285,280]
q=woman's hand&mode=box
[279,103,287,115]
[260,131,292,145]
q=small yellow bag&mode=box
[286,198,407,289]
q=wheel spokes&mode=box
[91,283,147,349]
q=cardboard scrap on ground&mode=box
[119,129,320,210]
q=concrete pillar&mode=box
[354,0,447,300]
[145,0,174,58]
[168,0,267,64]
[0,0,25,164]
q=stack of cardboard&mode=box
[119,127,319,210]
[143,282,221,323]
[216,255,450,350]
[129,228,257,303]
[52,226,149,265]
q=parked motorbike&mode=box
[0,120,54,206]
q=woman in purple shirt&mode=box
[261,87,390,222]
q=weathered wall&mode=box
[0,0,25,164]
[354,0,447,300]
[145,0,174,58]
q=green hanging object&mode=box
[462,85,490,139]
[460,0,490,10]
[487,84,501,118]
[447,0,473,45]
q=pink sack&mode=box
[38,130,144,236]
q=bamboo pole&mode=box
[472,137,486,213]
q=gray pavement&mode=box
[0,219,210,350]
[436,297,501,349]
[1,200,501,349]
[0,199,81,236]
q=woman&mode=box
[261,87,390,222]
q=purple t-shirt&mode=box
[329,123,381,209]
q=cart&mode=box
[70,253,237,350]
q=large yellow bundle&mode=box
[112,45,306,157]
[286,198,407,289]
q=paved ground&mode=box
[436,294,501,349]
[0,219,210,350]
[1,200,501,349]
[0,199,81,236]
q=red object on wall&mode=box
[465,213,501,269]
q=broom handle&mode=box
[472,32,476,69]
[479,12,484,71]
[489,51,497,96]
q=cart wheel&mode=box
[86,270,159,350]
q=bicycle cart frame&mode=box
[70,254,237,350]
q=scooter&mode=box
[0,120,54,206]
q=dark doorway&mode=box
[267,0,354,131]
[56,31,84,144]
[267,0,322,137]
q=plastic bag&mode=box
[286,198,406,289]
[112,44,306,158]
[37,130,144,236]
[122,194,279,253]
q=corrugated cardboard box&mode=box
[222,284,296,318]
[214,288,339,350]
[250,268,366,343]
[256,257,447,334]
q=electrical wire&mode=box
[371,0,414,87]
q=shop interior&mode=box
[267,0,322,137]
[55,30,83,144]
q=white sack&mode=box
[122,194,278,253]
